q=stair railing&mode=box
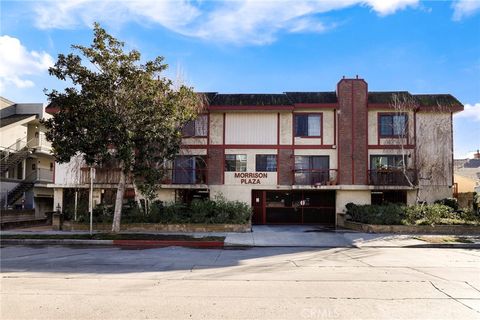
[1,137,38,163]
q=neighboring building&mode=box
[454,150,480,208]
[0,97,55,217]
[49,77,463,226]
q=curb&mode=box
[1,239,224,248]
[1,239,478,249]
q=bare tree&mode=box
[388,94,454,203]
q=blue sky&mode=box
[1,0,479,158]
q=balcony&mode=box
[79,167,207,185]
[368,169,417,186]
[80,168,132,184]
[161,168,208,185]
[293,169,338,186]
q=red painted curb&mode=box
[112,240,224,248]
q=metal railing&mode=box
[162,168,208,185]
[79,167,208,185]
[293,169,338,186]
[368,169,417,186]
[80,168,133,184]
[34,168,54,182]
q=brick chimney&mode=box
[474,149,480,159]
[337,77,368,185]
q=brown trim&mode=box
[181,144,336,150]
[368,145,415,149]
[293,103,338,109]
[209,105,294,111]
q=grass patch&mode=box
[1,233,225,241]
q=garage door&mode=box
[252,190,336,225]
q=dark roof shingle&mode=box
[0,114,37,128]
[285,92,337,104]
[211,94,292,106]
[413,94,462,107]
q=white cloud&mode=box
[32,0,419,45]
[454,103,480,122]
[0,36,54,90]
[452,0,480,20]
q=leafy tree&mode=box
[43,23,201,232]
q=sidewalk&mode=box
[1,225,479,248]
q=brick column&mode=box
[337,78,368,185]
[207,148,224,185]
[278,149,293,185]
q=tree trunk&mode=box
[112,162,126,233]
[132,181,144,213]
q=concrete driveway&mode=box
[225,225,428,247]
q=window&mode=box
[379,114,407,137]
[294,114,321,137]
[225,154,247,172]
[182,114,208,137]
[294,156,329,185]
[173,156,207,184]
[370,155,405,169]
[256,155,277,172]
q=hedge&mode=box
[68,195,252,225]
[346,202,480,226]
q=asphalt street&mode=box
[1,245,480,319]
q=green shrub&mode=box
[434,198,459,211]
[71,195,252,225]
[346,202,472,226]
[404,204,455,225]
[346,202,405,225]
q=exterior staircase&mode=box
[0,149,32,175]
[2,181,35,207]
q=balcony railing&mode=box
[161,168,208,185]
[368,169,417,186]
[79,167,207,185]
[34,168,54,182]
[293,169,338,186]
[80,168,132,184]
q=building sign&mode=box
[234,172,268,184]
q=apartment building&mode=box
[50,77,463,225]
[0,97,55,217]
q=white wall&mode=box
[225,113,277,145]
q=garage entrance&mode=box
[252,190,336,225]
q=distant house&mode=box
[454,150,480,208]
[0,97,55,217]
[47,77,463,226]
